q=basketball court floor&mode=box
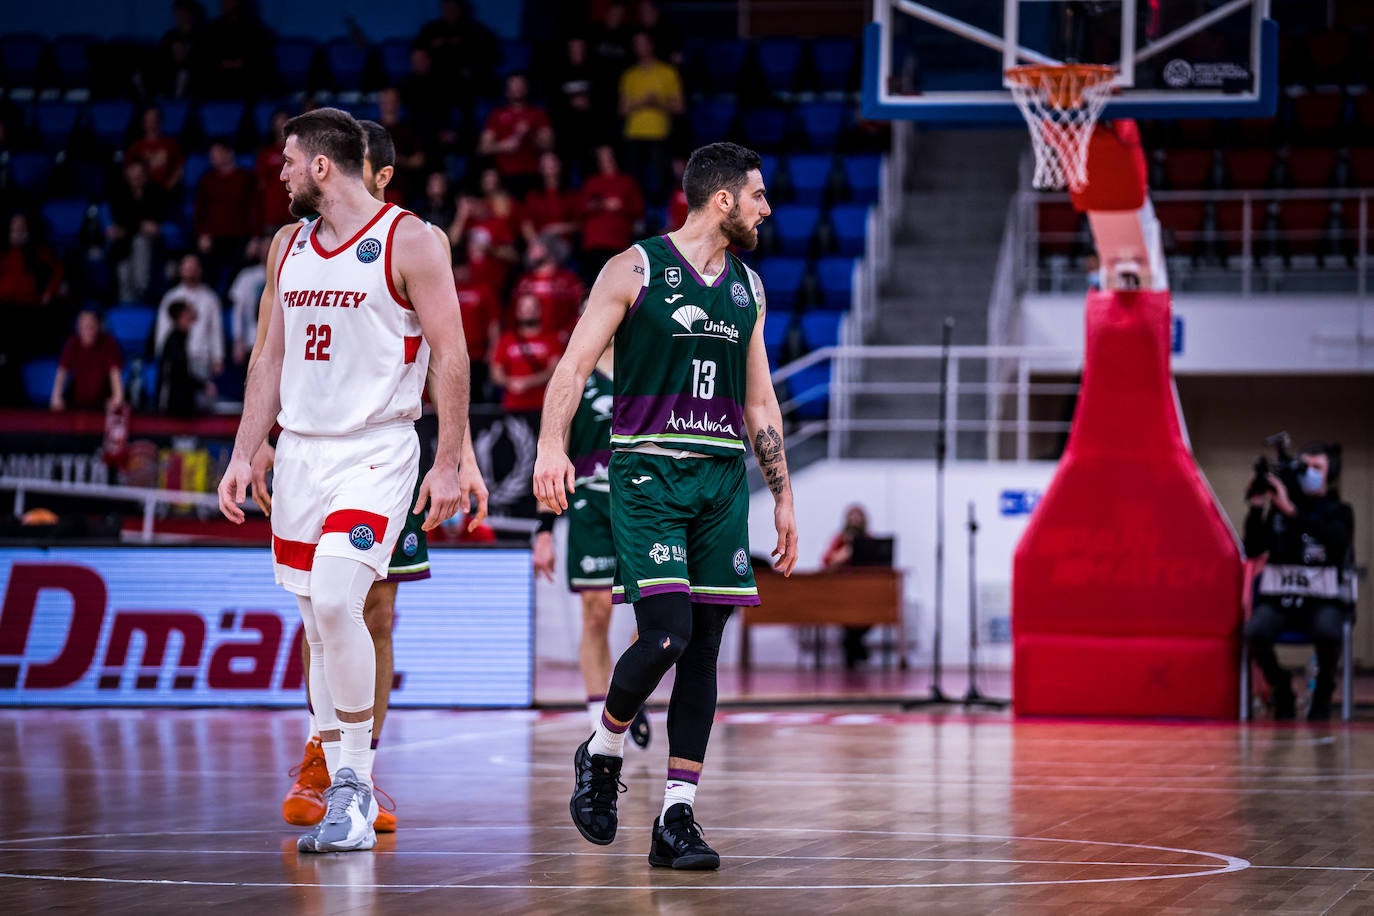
[4,699,1373,913]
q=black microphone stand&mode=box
[963,500,1008,709]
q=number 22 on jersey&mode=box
[304,323,332,361]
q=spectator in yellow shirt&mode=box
[618,31,683,206]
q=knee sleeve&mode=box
[309,554,378,714]
[604,592,693,720]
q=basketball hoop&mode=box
[1006,64,1115,192]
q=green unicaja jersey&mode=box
[611,235,763,458]
[569,368,614,488]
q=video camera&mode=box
[1246,431,1303,500]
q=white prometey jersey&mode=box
[275,203,431,436]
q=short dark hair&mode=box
[1300,441,1343,483]
[282,108,365,177]
[359,119,396,173]
[682,142,763,211]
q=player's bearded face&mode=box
[722,200,758,250]
[289,170,324,219]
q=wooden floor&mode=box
[3,706,1374,914]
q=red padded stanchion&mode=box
[1012,289,1242,718]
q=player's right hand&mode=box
[532,449,576,515]
[218,457,253,524]
[532,530,555,581]
[250,442,275,516]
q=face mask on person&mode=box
[1299,465,1325,495]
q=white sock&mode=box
[587,708,628,758]
[662,775,699,819]
[586,697,605,734]
[308,709,319,739]
[338,715,374,783]
[322,739,341,776]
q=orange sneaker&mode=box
[373,782,397,833]
[281,736,329,826]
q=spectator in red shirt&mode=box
[464,230,511,307]
[579,143,644,277]
[490,292,562,416]
[449,167,520,262]
[254,108,292,232]
[0,212,63,310]
[521,151,581,250]
[195,141,257,293]
[454,260,499,402]
[50,309,124,412]
[478,73,554,198]
[510,234,585,339]
[126,105,185,193]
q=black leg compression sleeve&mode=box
[604,592,694,722]
[666,604,733,764]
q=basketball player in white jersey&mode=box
[218,107,470,854]
[247,120,488,836]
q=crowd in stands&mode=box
[1,0,881,422]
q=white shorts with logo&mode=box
[270,423,420,596]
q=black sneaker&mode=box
[649,803,720,870]
[630,706,652,749]
[570,736,624,845]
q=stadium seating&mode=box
[275,36,318,92]
[795,101,849,148]
[800,310,843,350]
[1,33,46,88]
[770,204,819,257]
[198,101,245,143]
[88,99,134,147]
[810,37,859,93]
[380,38,413,84]
[22,357,60,406]
[105,304,157,359]
[7,152,55,198]
[755,37,805,97]
[787,153,833,206]
[33,101,83,148]
[786,363,831,420]
[840,153,881,204]
[690,100,738,147]
[41,198,89,252]
[762,313,790,364]
[758,256,807,311]
[815,256,856,310]
[828,204,869,257]
[741,107,789,150]
[50,34,95,89]
[325,38,371,92]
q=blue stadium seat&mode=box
[161,220,187,251]
[50,34,95,88]
[841,153,882,204]
[183,153,211,192]
[759,153,781,185]
[252,100,290,140]
[811,37,859,93]
[801,310,844,349]
[740,106,789,150]
[1,33,47,87]
[757,256,807,310]
[88,99,134,147]
[786,153,833,205]
[690,98,738,145]
[22,358,60,406]
[198,101,245,142]
[816,256,856,310]
[158,99,191,137]
[497,39,531,78]
[8,152,54,195]
[380,38,413,83]
[755,37,804,96]
[275,37,318,92]
[325,38,370,92]
[41,199,89,252]
[786,363,830,420]
[685,38,749,95]
[763,313,790,364]
[34,101,83,148]
[829,204,869,256]
[67,160,107,200]
[769,204,820,257]
[127,360,159,410]
[105,304,157,359]
[796,101,850,148]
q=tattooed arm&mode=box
[743,293,798,575]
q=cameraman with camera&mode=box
[1243,439,1355,720]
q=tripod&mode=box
[963,500,1008,709]
[903,317,957,708]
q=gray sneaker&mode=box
[297,767,378,853]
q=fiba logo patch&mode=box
[356,237,382,263]
[731,281,750,308]
[402,532,419,557]
[1163,59,1194,88]
[733,548,749,576]
[349,524,376,550]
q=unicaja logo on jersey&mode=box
[349,524,376,550]
[731,281,750,308]
[355,238,382,263]
[733,548,749,576]
[672,305,740,341]
[402,532,418,557]
[672,305,707,331]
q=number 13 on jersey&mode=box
[691,358,716,399]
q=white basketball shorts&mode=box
[270,423,420,596]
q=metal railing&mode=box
[773,344,1082,461]
[1028,187,1374,296]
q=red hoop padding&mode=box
[1068,119,1149,212]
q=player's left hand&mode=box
[415,464,462,532]
[458,458,489,532]
[771,501,798,576]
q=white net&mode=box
[1007,64,1115,192]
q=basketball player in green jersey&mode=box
[534,142,798,869]
[532,341,650,747]
[249,120,489,833]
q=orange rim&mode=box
[1006,63,1115,109]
